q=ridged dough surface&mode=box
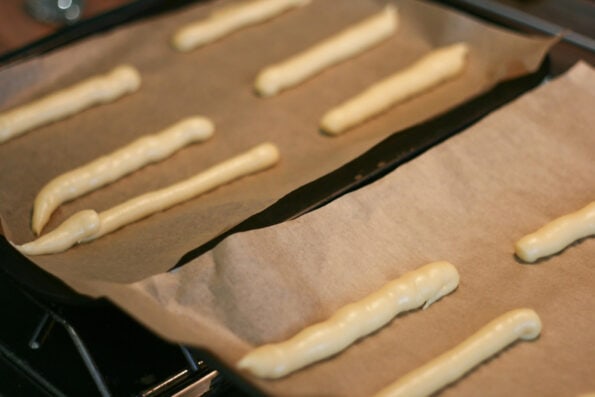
[237,261,459,379]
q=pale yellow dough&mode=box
[515,201,595,263]
[237,261,459,379]
[373,308,542,397]
[15,210,100,256]
[14,143,280,255]
[0,65,141,144]
[172,0,309,52]
[320,43,469,135]
[32,117,214,235]
[254,5,398,97]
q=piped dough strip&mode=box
[237,261,460,379]
[32,117,214,235]
[515,201,595,263]
[254,5,398,97]
[0,65,141,144]
[172,0,309,52]
[320,43,469,135]
[14,143,280,256]
[372,308,542,397]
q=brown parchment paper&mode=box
[0,0,554,293]
[102,62,595,396]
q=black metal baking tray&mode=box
[0,0,552,306]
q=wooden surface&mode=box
[0,0,128,54]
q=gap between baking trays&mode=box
[173,57,550,270]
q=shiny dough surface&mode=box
[0,65,141,144]
[172,0,309,52]
[32,116,214,235]
[515,201,595,263]
[373,308,542,397]
[15,143,280,256]
[237,261,459,379]
[254,5,398,97]
[320,43,469,135]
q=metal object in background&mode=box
[446,0,595,53]
[26,0,86,25]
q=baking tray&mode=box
[0,0,553,306]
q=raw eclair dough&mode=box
[32,117,214,235]
[172,0,309,52]
[237,261,459,379]
[15,143,280,256]
[320,43,469,135]
[515,201,595,263]
[11,210,100,256]
[373,308,542,397]
[254,5,398,97]
[0,65,140,144]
